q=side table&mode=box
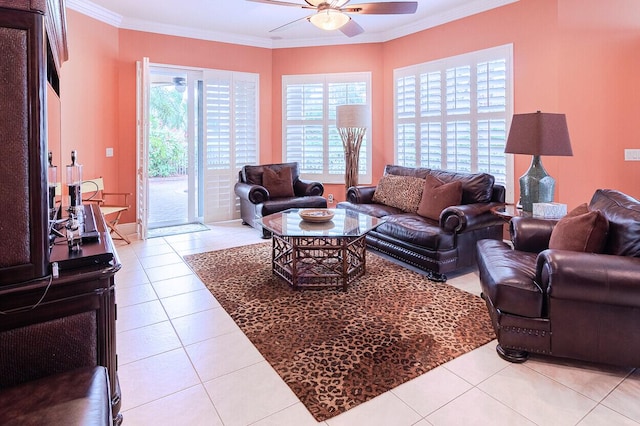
[490,204,533,222]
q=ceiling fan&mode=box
[247,0,418,37]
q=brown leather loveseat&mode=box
[338,164,505,281]
[477,189,640,367]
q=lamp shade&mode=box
[505,112,573,156]
[309,10,350,31]
[336,104,370,128]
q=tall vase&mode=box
[345,145,359,190]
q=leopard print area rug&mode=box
[184,243,495,422]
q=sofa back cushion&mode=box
[383,165,494,204]
[372,174,425,213]
[589,189,640,257]
[242,162,300,187]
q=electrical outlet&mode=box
[328,194,334,203]
[624,149,640,161]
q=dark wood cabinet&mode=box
[0,2,121,424]
[0,0,68,286]
[0,205,122,424]
[0,4,50,285]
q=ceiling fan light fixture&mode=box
[309,9,350,31]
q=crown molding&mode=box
[382,0,519,42]
[66,0,519,49]
[66,0,122,27]
[118,17,275,49]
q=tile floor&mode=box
[113,221,639,426]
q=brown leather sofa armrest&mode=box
[234,182,268,204]
[346,186,376,204]
[440,202,504,233]
[537,250,640,308]
[294,179,324,196]
[510,217,557,253]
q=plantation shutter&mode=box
[283,73,371,184]
[203,70,259,222]
[135,57,150,239]
[285,82,324,175]
[394,44,513,202]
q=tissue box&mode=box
[532,202,567,218]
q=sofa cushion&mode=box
[549,204,608,253]
[375,214,455,250]
[430,170,495,204]
[417,175,463,221]
[372,175,425,213]
[336,201,403,218]
[243,162,300,187]
[477,239,543,318]
[589,189,640,257]
[263,166,295,198]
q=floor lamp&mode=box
[505,111,573,211]
[337,104,369,190]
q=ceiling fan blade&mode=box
[343,1,418,14]
[340,19,364,37]
[247,0,315,9]
[270,15,313,32]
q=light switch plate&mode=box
[106,147,114,157]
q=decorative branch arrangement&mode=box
[337,104,370,190]
[338,126,367,189]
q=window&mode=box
[283,72,371,184]
[394,44,514,202]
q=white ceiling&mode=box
[66,0,518,49]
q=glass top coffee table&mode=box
[259,208,385,291]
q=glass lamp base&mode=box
[519,155,555,212]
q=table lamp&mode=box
[504,111,573,211]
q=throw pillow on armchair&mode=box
[262,167,295,198]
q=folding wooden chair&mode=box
[82,178,132,244]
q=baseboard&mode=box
[118,222,137,240]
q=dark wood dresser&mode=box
[0,205,122,424]
[0,2,122,424]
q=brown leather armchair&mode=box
[235,162,327,237]
[476,189,640,367]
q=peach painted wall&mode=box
[60,0,640,224]
[61,10,119,203]
[555,0,640,207]
[271,43,384,204]
[382,0,640,207]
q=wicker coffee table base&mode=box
[270,234,367,291]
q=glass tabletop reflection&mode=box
[259,208,385,238]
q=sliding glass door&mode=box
[136,59,259,238]
[146,66,203,230]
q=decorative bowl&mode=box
[299,209,335,223]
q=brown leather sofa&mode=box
[477,189,640,366]
[235,162,327,237]
[337,165,506,281]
